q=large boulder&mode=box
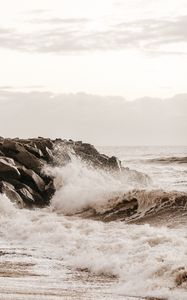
[16,185,44,207]
[24,144,44,159]
[2,140,44,174]
[30,139,54,162]
[65,141,122,171]
[18,166,45,193]
[2,178,46,205]
[0,157,20,179]
[17,187,36,206]
[108,156,121,171]
[0,138,55,207]
[0,181,24,207]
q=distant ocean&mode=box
[0,146,187,300]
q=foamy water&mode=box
[0,146,187,299]
[99,146,187,192]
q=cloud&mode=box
[0,27,26,51]
[116,15,187,48]
[0,90,186,145]
[24,9,50,15]
[29,17,90,25]
[0,15,187,54]
[0,85,45,90]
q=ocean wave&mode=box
[147,156,187,164]
[1,143,187,299]
[84,189,187,224]
[45,156,151,215]
[44,157,187,224]
[0,194,187,299]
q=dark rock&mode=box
[2,140,44,174]
[71,142,121,171]
[0,157,20,179]
[15,150,44,174]
[17,187,35,206]
[18,166,45,193]
[44,180,55,201]
[0,138,55,207]
[2,139,20,153]
[30,140,54,162]
[4,178,38,194]
[0,150,5,156]
[44,147,54,162]
[25,144,44,159]
[0,181,24,207]
[74,142,99,157]
[2,178,46,206]
[31,138,54,150]
[108,156,121,170]
[17,186,44,207]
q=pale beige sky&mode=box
[0,91,186,145]
[0,0,187,99]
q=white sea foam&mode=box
[45,156,150,215]
[0,146,187,299]
[0,190,187,299]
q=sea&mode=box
[0,146,187,300]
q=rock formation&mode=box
[0,137,121,208]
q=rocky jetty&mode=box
[0,137,121,208]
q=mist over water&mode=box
[0,146,187,300]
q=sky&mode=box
[0,0,187,99]
[0,0,187,145]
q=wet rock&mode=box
[0,181,24,207]
[108,156,121,171]
[0,150,4,156]
[0,137,123,208]
[44,180,55,201]
[17,186,44,207]
[0,157,20,179]
[24,144,44,159]
[17,187,36,206]
[44,147,54,162]
[0,138,54,207]
[2,139,44,174]
[30,140,54,162]
[18,166,45,193]
[15,150,44,174]
[1,139,20,153]
[71,141,121,171]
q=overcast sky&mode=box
[0,0,187,99]
[0,0,187,145]
[0,91,186,145]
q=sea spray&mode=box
[45,156,150,214]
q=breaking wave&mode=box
[0,192,187,300]
[44,157,187,226]
[0,153,187,299]
[45,156,151,215]
[148,156,187,164]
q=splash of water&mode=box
[45,156,150,214]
